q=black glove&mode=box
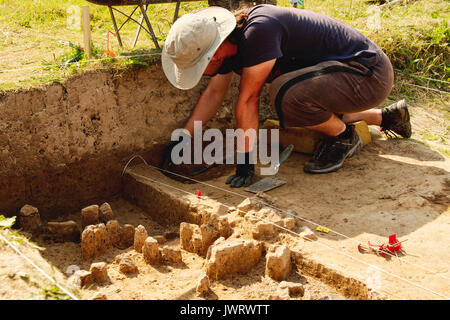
[159,130,192,182]
[226,152,255,188]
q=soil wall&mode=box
[0,63,277,218]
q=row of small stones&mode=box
[17,199,316,300]
[77,200,311,300]
[77,221,307,300]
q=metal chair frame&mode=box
[107,0,183,50]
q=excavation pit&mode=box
[15,181,358,300]
[0,64,357,300]
[1,61,448,301]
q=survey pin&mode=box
[196,190,201,199]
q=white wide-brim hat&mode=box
[162,6,236,90]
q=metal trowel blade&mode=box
[245,177,286,193]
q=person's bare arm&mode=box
[235,59,276,152]
[184,72,233,135]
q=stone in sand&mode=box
[142,237,160,265]
[89,292,107,300]
[134,225,148,253]
[265,245,291,281]
[19,204,41,233]
[46,221,80,242]
[196,273,210,296]
[99,202,114,223]
[106,220,121,247]
[81,205,99,230]
[252,221,276,240]
[160,246,183,264]
[180,222,202,255]
[279,281,304,297]
[205,239,263,280]
[119,258,137,274]
[118,224,135,249]
[89,262,108,283]
[81,223,111,261]
[299,226,317,241]
[73,270,93,288]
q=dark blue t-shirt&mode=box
[218,5,380,82]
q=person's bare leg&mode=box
[305,113,346,137]
[341,109,382,126]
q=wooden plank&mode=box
[82,5,92,58]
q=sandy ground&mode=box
[121,105,450,300]
[176,131,450,300]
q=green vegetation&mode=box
[0,215,16,228]
[39,285,72,300]
[0,0,448,90]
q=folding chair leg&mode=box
[132,5,146,48]
[173,1,181,23]
[108,6,123,47]
[139,4,160,50]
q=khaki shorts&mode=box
[268,50,394,128]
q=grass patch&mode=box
[0,0,448,91]
[39,285,72,300]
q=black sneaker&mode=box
[304,124,362,174]
[380,99,411,138]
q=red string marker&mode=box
[196,190,201,199]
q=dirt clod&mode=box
[200,224,220,255]
[19,204,41,233]
[252,221,276,240]
[269,288,291,300]
[299,226,318,241]
[205,239,263,280]
[99,202,114,223]
[180,222,203,255]
[74,270,93,288]
[46,220,80,242]
[279,281,304,297]
[89,292,107,300]
[118,224,135,249]
[134,225,148,253]
[81,223,111,261]
[119,258,137,274]
[142,237,160,265]
[90,262,108,284]
[160,246,183,264]
[154,235,166,244]
[106,220,121,247]
[237,198,261,215]
[282,217,296,230]
[196,273,210,297]
[81,205,99,230]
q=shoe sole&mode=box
[383,99,412,138]
[304,138,363,174]
[399,100,412,138]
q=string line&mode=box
[122,155,450,282]
[0,231,78,300]
[124,165,450,300]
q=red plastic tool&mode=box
[358,234,406,258]
[386,234,402,253]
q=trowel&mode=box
[245,144,294,193]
